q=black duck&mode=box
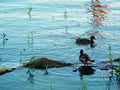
[76,36,96,45]
[79,49,95,66]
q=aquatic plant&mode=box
[1,32,8,47]
[50,84,53,90]
[79,72,84,80]
[81,80,88,90]
[64,10,68,19]
[108,44,114,69]
[19,50,23,65]
[30,32,34,44]
[27,34,31,44]
[52,16,54,20]
[115,58,120,75]
[65,26,68,34]
[27,6,32,18]
[27,32,35,46]
[0,55,2,61]
[28,55,36,70]
[44,64,48,75]
[104,81,110,90]
[26,56,36,84]
[28,32,34,43]
[79,71,87,90]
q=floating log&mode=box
[0,68,16,76]
[23,57,73,69]
[0,58,119,76]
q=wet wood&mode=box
[0,58,119,76]
[23,57,73,69]
[0,68,16,75]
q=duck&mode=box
[76,36,96,44]
[79,49,95,66]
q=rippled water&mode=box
[0,0,120,90]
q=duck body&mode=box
[79,49,94,66]
[76,36,95,45]
[76,38,90,44]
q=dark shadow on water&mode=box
[73,66,96,79]
[78,66,96,75]
[116,76,120,90]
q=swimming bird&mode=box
[79,49,95,66]
[76,36,96,45]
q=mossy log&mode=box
[0,57,72,76]
[23,57,73,69]
[0,58,119,76]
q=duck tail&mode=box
[90,60,95,62]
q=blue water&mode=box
[0,0,120,90]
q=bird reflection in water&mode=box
[79,66,95,79]
[73,66,95,79]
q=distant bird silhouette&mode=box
[76,36,96,44]
[79,49,95,66]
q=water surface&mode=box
[0,0,120,90]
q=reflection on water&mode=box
[78,66,95,90]
[79,66,95,75]
[26,69,34,84]
[116,76,120,89]
[0,0,120,90]
[73,65,95,80]
[86,0,109,39]
[90,0,109,27]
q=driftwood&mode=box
[0,68,16,76]
[0,57,120,76]
[23,57,73,69]
[0,57,73,76]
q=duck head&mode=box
[90,36,96,41]
[80,49,84,55]
[90,36,96,48]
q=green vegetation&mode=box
[81,80,88,90]
[50,84,53,90]
[27,32,35,45]
[27,6,32,18]
[115,58,120,75]
[64,10,68,19]
[108,44,114,69]
[44,64,48,75]
[19,50,23,65]
[28,55,36,70]
[104,81,110,90]
[0,55,2,61]
[79,72,87,90]
[1,32,8,47]
[108,45,120,75]
[65,26,68,34]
